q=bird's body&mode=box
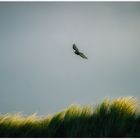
[72,44,88,59]
[74,51,80,55]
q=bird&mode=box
[72,44,88,59]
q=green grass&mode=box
[0,97,140,137]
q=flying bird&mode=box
[72,44,88,59]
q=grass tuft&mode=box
[0,97,140,137]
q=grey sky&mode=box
[0,2,140,115]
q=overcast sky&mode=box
[0,2,140,115]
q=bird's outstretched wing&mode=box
[73,44,79,52]
[79,52,88,59]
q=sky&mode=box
[0,2,140,115]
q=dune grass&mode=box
[0,97,140,137]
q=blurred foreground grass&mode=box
[0,97,140,137]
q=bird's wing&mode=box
[79,52,88,59]
[73,44,79,52]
